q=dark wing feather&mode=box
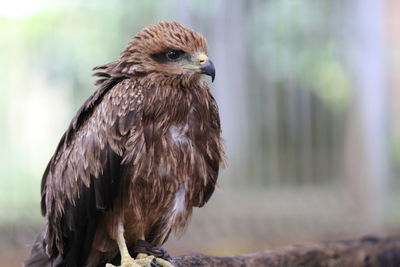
[39,61,135,266]
[201,94,221,205]
[193,90,222,208]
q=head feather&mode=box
[120,21,208,76]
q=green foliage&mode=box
[248,0,351,112]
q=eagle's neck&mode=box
[137,75,213,131]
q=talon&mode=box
[120,256,142,267]
[107,255,174,267]
[136,252,149,260]
[154,257,175,267]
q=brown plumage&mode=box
[25,21,223,267]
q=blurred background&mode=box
[1,0,399,265]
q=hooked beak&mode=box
[197,54,216,82]
[200,59,216,82]
[182,54,216,82]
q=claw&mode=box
[154,257,175,267]
[106,254,174,267]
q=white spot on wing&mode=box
[157,163,167,177]
[170,124,189,143]
[173,185,186,214]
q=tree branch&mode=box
[174,236,400,266]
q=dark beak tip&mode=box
[200,60,216,83]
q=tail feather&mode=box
[24,225,61,267]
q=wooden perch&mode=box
[173,236,400,267]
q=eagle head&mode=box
[120,21,215,83]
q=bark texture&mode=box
[173,236,400,267]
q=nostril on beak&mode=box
[197,54,208,65]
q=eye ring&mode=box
[166,50,184,61]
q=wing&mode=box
[190,87,223,208]
[201,94,222,206]
[40,61,139,266]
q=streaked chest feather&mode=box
[156,123,193,178]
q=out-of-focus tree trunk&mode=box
[210,0,248,187]
[346,0,389,231]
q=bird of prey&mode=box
[25,21,223,267]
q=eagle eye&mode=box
[165,50,184,61]
[150,49,185,63]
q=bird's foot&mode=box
[132,240,174,266]
[105,255,151,267]
[105,254,174,267]
[136,253,175,267]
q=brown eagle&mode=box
[25,21,223,267]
